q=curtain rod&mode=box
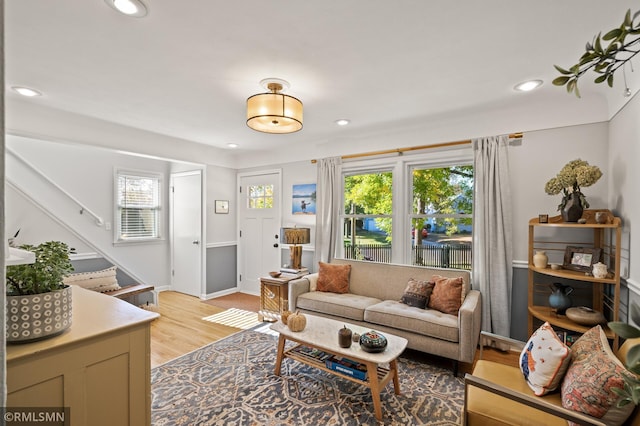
[310,132,523,164]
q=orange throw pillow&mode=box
[427,275,464,315]
[316,262,351,294]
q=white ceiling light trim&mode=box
[12,86,43,97]
[105,0,148,17]
[514,80,543,92]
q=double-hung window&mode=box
[115,170,162,242]
[340,154,473,269]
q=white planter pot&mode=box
[6,285,73,343]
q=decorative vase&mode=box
[6,285,73,343]
[592,262,608,279]
[595,211,608,224]
[533,251,549,269]
[338,325,352,348]
[561,192,584,222]
[359,330,388,353]
[549,283,573,315]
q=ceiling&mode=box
[5,1,640,161]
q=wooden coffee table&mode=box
[271,314,408,421]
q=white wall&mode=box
[508,122,610,261]
[206,164,237,245]
[6,135,174,286]
[609,93,639,293]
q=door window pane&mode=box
[248,184,274,209]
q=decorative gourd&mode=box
[287,311,307,332]
[281,310,293,325]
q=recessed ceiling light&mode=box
[227,143,239,149]
[514,80,543,92]
[12,86,43,97]
[335,119,351,126]
[105,0,148,17]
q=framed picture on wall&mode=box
[215,200,229,214]
[292,184,316,215]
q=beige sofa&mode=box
[288,258,482,373]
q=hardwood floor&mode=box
[150,290,520,371]
[150,291,249,368]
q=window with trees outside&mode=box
[343,170,393,263]
[341,162,473,270]
[116,171,161,242]
[410,165,473,270]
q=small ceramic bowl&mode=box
[269,271,282,278]
[550,264,562,270]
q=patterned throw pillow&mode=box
[519,322,571,396]
[63,266,121,293]
[427,275,464,315]
[316,262,351,294]
[561,325,635,426]
[400,278,435,308]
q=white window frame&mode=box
[340,147,472,265]
[114,169,163,244]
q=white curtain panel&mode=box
[472,135,514,337]
[314,157,342,265]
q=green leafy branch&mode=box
[553,9,640,98]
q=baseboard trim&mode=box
[201,287,239,300]
[155,285,172,293]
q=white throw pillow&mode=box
[63,266,121,293]
[306,273,319,291]
[519,321,571,396]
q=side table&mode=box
[259,273,307,322]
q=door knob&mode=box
[273,243,279,248]
[193,240,200,245]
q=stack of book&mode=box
[290,345,331,362]
[280,266,309,275]
[325,355,368,380]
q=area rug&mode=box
[151,329,464,425]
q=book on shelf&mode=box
[555,331,580,347]
[325,355,368,381]
[290,345,331,362]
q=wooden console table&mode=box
[6,287,159,426]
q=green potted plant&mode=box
[6,241,74,343]
[608,303,640,407]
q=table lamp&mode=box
[281,227,311,270]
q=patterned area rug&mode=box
[151,329,464,425]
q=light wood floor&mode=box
[150,291,249,368]
[150,291,519,371]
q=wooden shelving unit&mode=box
[527,209,622,348]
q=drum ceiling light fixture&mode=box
[247,78,303,134]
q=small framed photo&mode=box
[563,246,602,272]
[215,200,229,214]
[539,214,549,223]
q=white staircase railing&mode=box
[6,147,104,226]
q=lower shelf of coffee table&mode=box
[284,344,390,386]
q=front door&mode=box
[238,171,281,295]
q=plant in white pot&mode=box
[6,241,74,343]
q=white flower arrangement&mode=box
[544,159,602,211]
